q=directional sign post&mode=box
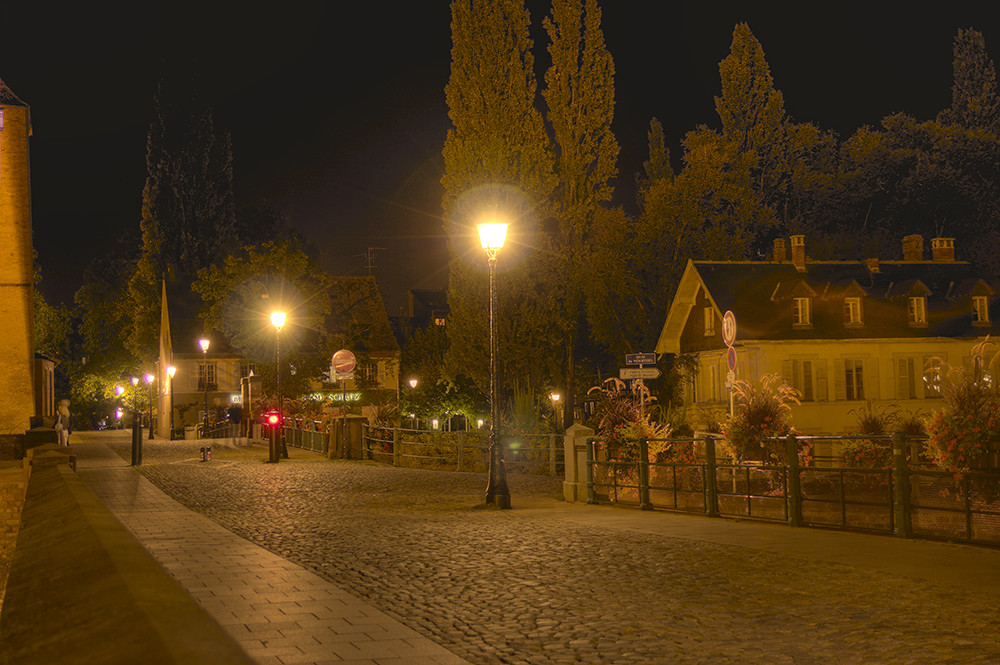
[619,367,662,380]
[332,349,357,460]
[625,352,656,366]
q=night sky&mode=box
[2,2,999,314]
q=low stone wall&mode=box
[0,460,28,614]
[0,462,254,665]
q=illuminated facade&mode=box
[656,235,998,443]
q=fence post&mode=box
[638,438,652,510]
[457,431,465,472]
[786,433,802,527]
[393,427,401,467]
[361,422,369,460]
[549,434,557,476]
[892,431,912,538]
[586,438,597,505]
[704,435,719,518]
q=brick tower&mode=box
[0,80,37,434]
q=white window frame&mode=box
[895,357,916,400]
[844,297,862,325]
[793,297,811,326]
[844,359,864,401]
[704,307,715,336]
[973,296,990,324]
[908,296,926,325]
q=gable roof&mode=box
[657,257,999,355]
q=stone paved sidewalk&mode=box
[78,431,1000,665]
[74,432,470,665]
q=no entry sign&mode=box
[332,349,357,374]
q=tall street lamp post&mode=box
[130,376,141,466]
[145,373,155,439]
[408,377,418,429]
[199,338,210,437]
[270,311,286,463]
[478,222,511,509]
[166,365,176,440]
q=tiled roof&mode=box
[695,259,998,340]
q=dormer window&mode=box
[793,297,811,327]
[844,297,863,326]
[908,296,926,326]
[704,307,715,336]
[973,296,990,325]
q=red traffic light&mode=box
[266,411,281,427]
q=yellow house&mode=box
[655,235,997,442]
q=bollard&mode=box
[200,445,212,463]
[586,438,597,505]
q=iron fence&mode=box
[585,434,1000,547]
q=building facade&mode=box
[656,235,998,440]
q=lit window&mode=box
[973,296,990,324]
[704,307,715,336]
[844,360,864,400]
[907,297,926,325]
[793,297,811,326]
[434,317,447,326]
[844,297,862,325]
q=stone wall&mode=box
[0,460,28,614]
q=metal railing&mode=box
[362,426,564,475]
[585,433,1000,547]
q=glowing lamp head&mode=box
[199,338,210,353]
[270,311,286,331]
[478,223,508,252]
[166,365,177,378]
[266,411,281,427]
[551,392,561,402]
[409,378,418,389]
[131,376,139,386]
[145,373,154,384]
[115,385,125,396]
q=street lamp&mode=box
[166,365,176,440]
[478,221,510,509]
[130,376,141,466]
[551,392,562,431]
[199,338,210,437]
[270,311,286,463]
[145,373,155,439]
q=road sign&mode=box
[332,349,357,374]
[727,346,737,372]
[619,367,662,380]
[625,352,656,366]
[722,310,737,346]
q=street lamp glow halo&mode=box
[271,311,287,331]
[478,223,508,251]
[145,373,154,384]
[166,365,176,378]
[199,338,210,353]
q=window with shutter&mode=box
[895,358,915,399]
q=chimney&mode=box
[773,237,787,262]
[931,238,955,262]
[790,235,806,271]
[902,234,923,261]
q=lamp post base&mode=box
[485,447,511,509]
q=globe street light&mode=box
[145,373,155,439]
[199,338,210,437]
[270,311,286,463]
[478,221,510,509]
[166,365,176,440]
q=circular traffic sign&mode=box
[332,349,357,374]
[727,346,737,372]
[722,310,737,347]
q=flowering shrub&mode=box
[587,378,690,463]
[721,374,809,464]
[840,400,897,469]
[923,340,1000,473]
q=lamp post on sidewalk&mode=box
[130,376,141,466]
[270,311,286,463]
[478,221,510,509]
[199,338,210,437]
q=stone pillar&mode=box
[562,422,594,503]
[0,82,37,436]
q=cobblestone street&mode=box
[103,435,999,665]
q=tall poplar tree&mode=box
[441,0,558,399]
[543,0,620,426]
[939,27,1000,133]
[715,23,789,222]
